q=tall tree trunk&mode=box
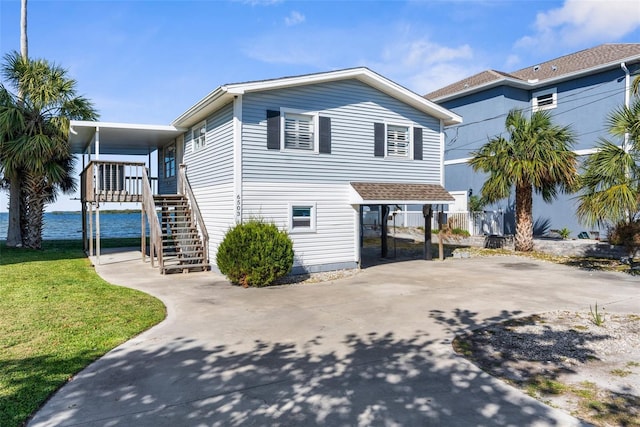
[5,171,23,247]
[6,0,29,247]
[514,183,534,252]
[21,172,46,249]
[21,0,28,59]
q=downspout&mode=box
[621,62,630,151]
[439,119,445,185]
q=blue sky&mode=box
[1,0,639,211]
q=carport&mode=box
[349,182,455,262]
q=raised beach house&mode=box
[70,68,461,274]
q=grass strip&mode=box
[0,239,165,427]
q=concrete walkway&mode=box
[29,252,640,426]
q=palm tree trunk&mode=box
[514,183,534,252]
[21,173,46,249]
[5,171,23,247]
[6,0,29,248]
[21,0,28,60]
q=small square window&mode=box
[290,204,316,232]
[387,124,410,158]
[192,121,206,152]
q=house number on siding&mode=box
[236,195,241,219]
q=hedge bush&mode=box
[216,219,294,287]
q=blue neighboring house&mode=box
[426,43,640,238]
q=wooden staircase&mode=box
[154,194,209,274]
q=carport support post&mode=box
[381,204,389,258]
[423,204,432,260]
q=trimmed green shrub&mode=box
[216,219,294,287]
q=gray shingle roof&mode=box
[351,182,454,203]
[426,43,640,100]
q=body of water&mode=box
[0,211,147,240]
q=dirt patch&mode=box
[454,311,640,426]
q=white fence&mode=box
[387,210,504,236]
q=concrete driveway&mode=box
[29,252,639,427]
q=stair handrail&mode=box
[142,166,163,269]
[179,164,209,265]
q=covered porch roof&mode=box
[69,121,185,156]
[349,182,455,205]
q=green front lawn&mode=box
[0,240,166,427]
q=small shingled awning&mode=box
[349,182,455,205]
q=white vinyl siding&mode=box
[242,182,356,270]
[183,103,234,185]
[181,103,235,269]
[283,112,316,151]
[386,124,410,158]
[241,79,442,184]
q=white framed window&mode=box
[532,90,557,112]
[386,124,411,158]
[191,120,207,152]
[163,143,176,178]
[289,203,316,233]
[282,109,318,152]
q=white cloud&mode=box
[285,11,305,26]
[243,25,482,95]
[373,39,480,94]
[516,0,640,50]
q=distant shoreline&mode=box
[0,209,142,215]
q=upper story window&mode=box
[163,143,176,178]
[267,109,330,153]
[532,90,557,112]
[192,120,206,152]
[374,122,420,160]
[283,111,317,151]
[386,124,410,158]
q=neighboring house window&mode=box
[192,121,206,152]
[289,204,316,232]
[532,90,557,112]
[386,124,410,157]
[283,111,316,151]
[164,143,176,178]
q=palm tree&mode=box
[577,99,640,229]
[2,0,29,247]
[469,109,578,251]
[0,51,97,248]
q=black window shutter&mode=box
[319,116,331,154]
[413,127,423,160]
[266,110,280,150]
[374,122,385,157]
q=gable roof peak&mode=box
[174,67,462,128]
